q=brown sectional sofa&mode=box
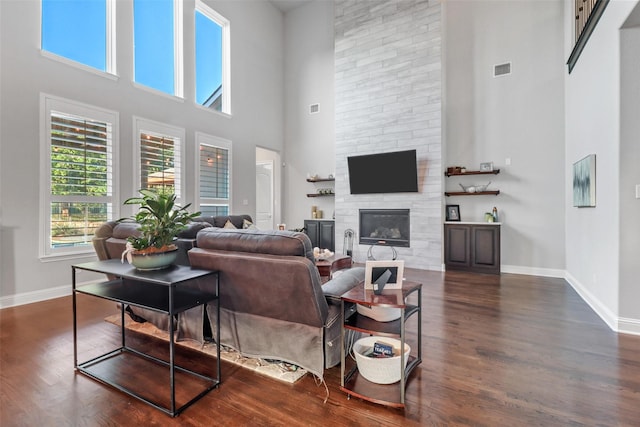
[92,214,252,266]
[91,217,364,379]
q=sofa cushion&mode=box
[193,214,252,229]
[112,221,141,239]
[321,267,365,302]
[177,221,214,239]
[196,228,315,263]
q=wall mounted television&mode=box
[347,149,419,194]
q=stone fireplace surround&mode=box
[333,0,442,271]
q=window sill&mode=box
[40,251,98,263]
[132,82,185,103]
[41,50,119,81]
[194,103,232,118]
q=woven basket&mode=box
[353,336,410,384]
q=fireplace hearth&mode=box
[359,209,410,248]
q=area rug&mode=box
[104,314,307,384]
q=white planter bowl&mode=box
[356,304,402,322]
[353,336,410,384]
[130,247,178,271]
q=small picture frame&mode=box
[277,224,286,230]
[480,162,494,172]
[446,204,460,222]
[364,260,405,290]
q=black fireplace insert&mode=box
[359,209,410,247]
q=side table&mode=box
[315,254,352,282]
[72,259,220,417]
[340,281,422,408]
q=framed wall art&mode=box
[480,162,494,172]
[573,154,596,207]
[446,204,460,221]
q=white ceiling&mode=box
[270,0,314,14]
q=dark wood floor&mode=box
[2,269,640,426]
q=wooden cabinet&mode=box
[304,219,335,251]
[444,223,500,274]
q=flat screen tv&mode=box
[347,149,418,194]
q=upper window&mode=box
[41,0,115,73]
[196,132,231,216]
[134,118,184,203]
[134,0,183,97]
[41,95,117,258]
[195,1,230,113]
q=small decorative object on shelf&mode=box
[446,166,465,175]
[459,181,491,193]
[480,162,494,172]
[446,204,461,221]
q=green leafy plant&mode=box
[121,189,201,252]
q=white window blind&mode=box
[197,133,230,216]
[44,101,116,257]
[139,132,180,198]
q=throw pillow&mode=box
[242,219,258,230]
[223,220,237,229]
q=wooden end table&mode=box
[340,281,422,408]
[315,254,352,282]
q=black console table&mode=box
[72,259,220,417]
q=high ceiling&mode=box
[270,0,314,14]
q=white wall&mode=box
[283,0,336,228]
[564,0,640,333]
[0,0,285,305]
[443,0,565,275]
[620,11,640,333]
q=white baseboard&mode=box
[501,264,565,278]
[0,285,71,309]
[617,317,640,336]
[564,271,619,332]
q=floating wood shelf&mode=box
[306,193,335,198]
[444,169,500,177]
[306,177,335,182]
[445,191,500,197]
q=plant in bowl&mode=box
[120,189,201,270]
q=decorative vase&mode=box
[129,246,179,271]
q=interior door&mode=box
[255,161,274,230]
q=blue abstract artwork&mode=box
[573,154,596,207]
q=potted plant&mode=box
[120,189,201,270]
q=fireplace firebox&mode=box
[359,209,410,248]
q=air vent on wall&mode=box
[309,103,319,114]
[494,62,511,77]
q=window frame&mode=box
[40,0,117,77]
[132,117,186,206]
[195,0,231,114]
[195,132,232,215]
[39,94,119,260]
[132,0,184,98]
